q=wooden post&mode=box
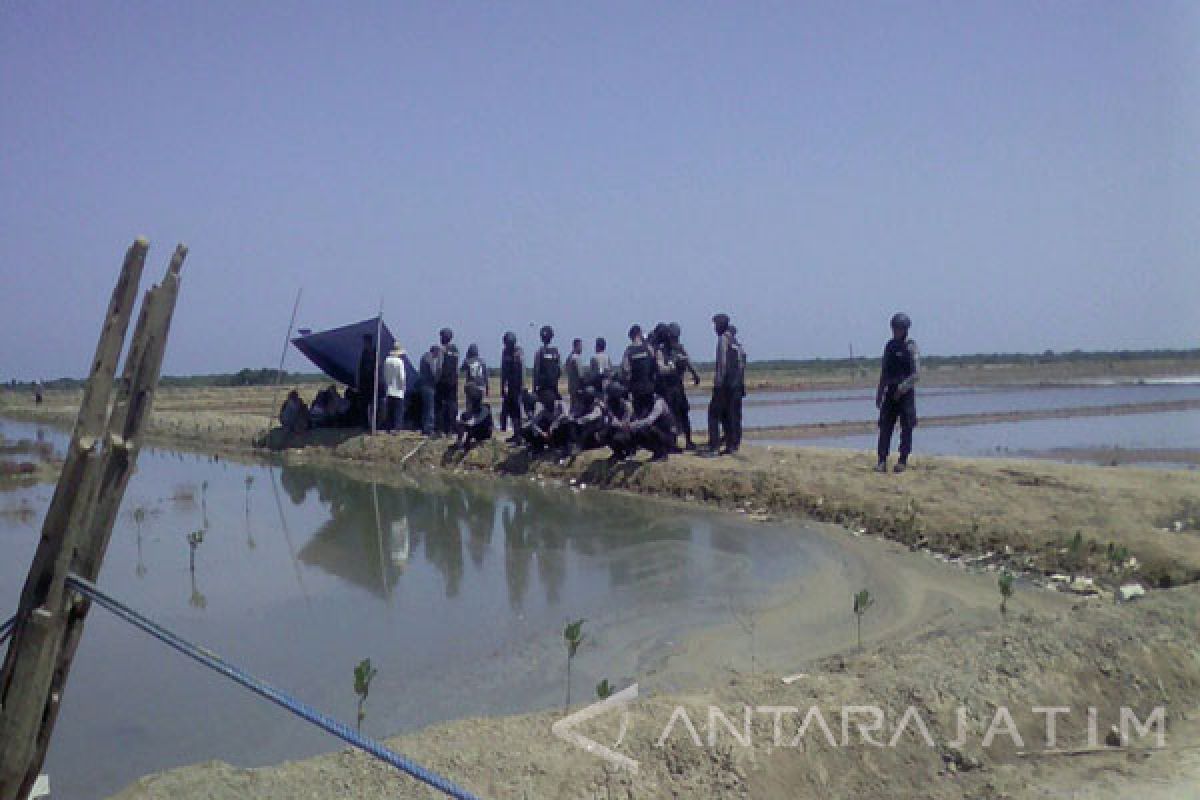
[0,240,186,800]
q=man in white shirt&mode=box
[383,344,408,431]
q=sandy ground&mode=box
[3,375,1199,799]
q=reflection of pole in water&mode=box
[268,465,312,608]
[371,481,390,601]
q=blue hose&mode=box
[64,575,485,800]
[0,613,13,645]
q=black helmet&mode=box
[502,331,517,347]
[628,324,642,341]
[651,323,669,345]
[540,325,554,342]
[668,322,681,340]
[890,312,912,330]
[464,383,483,402]
[439,327,454,343]
[712,313,730,332]
[466,343,479,359]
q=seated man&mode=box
[309,384,339,427]
[621,391,676,463]
[279,390,310,436]
[522,388,569,456]
[453,383,494,452]
[602,382,636,462]
[567,387,608,454]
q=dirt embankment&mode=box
[109,582,1200,800]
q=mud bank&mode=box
[109,582,1200,800]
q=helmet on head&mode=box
[502,331,517,347]
[651,323,669,345]
[890,312,912,330]
[439,327,453,343]
[668,322,681,340]
[464,383,483,402]
[540,325,554,342]
[712,313,730,332]
[466,343,479,359]
[628,324,642,341]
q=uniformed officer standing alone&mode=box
[875,312,920,473]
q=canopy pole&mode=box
[267,288,303,437]
[370,298,383,435]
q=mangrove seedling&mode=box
[354,657,378,733]
[200,479,210,529]
[244,474,255,516]
[596,679,614,700]
[186,528,205,574]
[998,571,1015,618]
[564,618,585,710]
[853,589,874,650]
[133,506,147,578]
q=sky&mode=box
[1,1,1197,380]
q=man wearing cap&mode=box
[383,343,408,431]
[705,313,740,455]
[875,312,920,473]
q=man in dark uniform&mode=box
[452,383,493,452]
[418,344,441,436]
[567,387,608,455]
[460,343,488,395]
[356,334,378,428]
[626,391,677,462]
[705,314,740,455]
[727,324,747,453]
[532,325,561,399]
[523,388,568,457]
[659,322,702,450]
[602,382,636,462]
[435,328,459,435]
[621,324,658,416]
[499,331,525,443]
[875,312,920,473]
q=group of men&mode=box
[294,310,919,471]
[347,314,747,461]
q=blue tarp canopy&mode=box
[291,316,416,391]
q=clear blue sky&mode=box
[2,1,1196,379]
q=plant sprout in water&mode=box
[133,506,147,578]
[200,479,210,529]
[852,589,874,650]
[187,528,207,609]
[998,572,1014,618]
[244,475,256,548]
[563,619,585,711]
[353,658,378,734]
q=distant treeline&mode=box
[6,348,1198,390]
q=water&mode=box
[0,420,834,798]
[689,382,1200,430]
[761,409,1200,462]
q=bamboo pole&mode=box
[0,240,186,800]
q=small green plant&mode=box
[1106,542,1130,573]
[852,589,874,650]
[596,679,613,700]
[353,658,378,733]
[564,618,585,710]
[200,480,210,528]
[186,529,205,574]
[998,571,1014,618]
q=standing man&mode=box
[382,343,408,431]
[436,328,460,435]
[356,334,378,428]
[588,337,613,392]
[564,338,586,415]
[659,323,702,450]
[621,324,657,416]
[461,343,489,395]
[875,312,920,473]
[727,324,747,453]
[705,313,740,455]
[499,331,525,444]
[532,325,561,399]
[418,344,441,436]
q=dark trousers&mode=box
[500,389,522,435]
[571,417,608,451]
[420,386,436,435]
[707,387,736,451]
[435,384,458,434]
[635,425,673,457]
[662,382,692,440]
[631,390,655,417]
[524,424,568,454]
[729,387,744,451]
[456,414,493,447]
[877,389,917,462]
[384,395,407,431]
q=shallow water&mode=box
[689,382,1200,430]
[0,419,837,799]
